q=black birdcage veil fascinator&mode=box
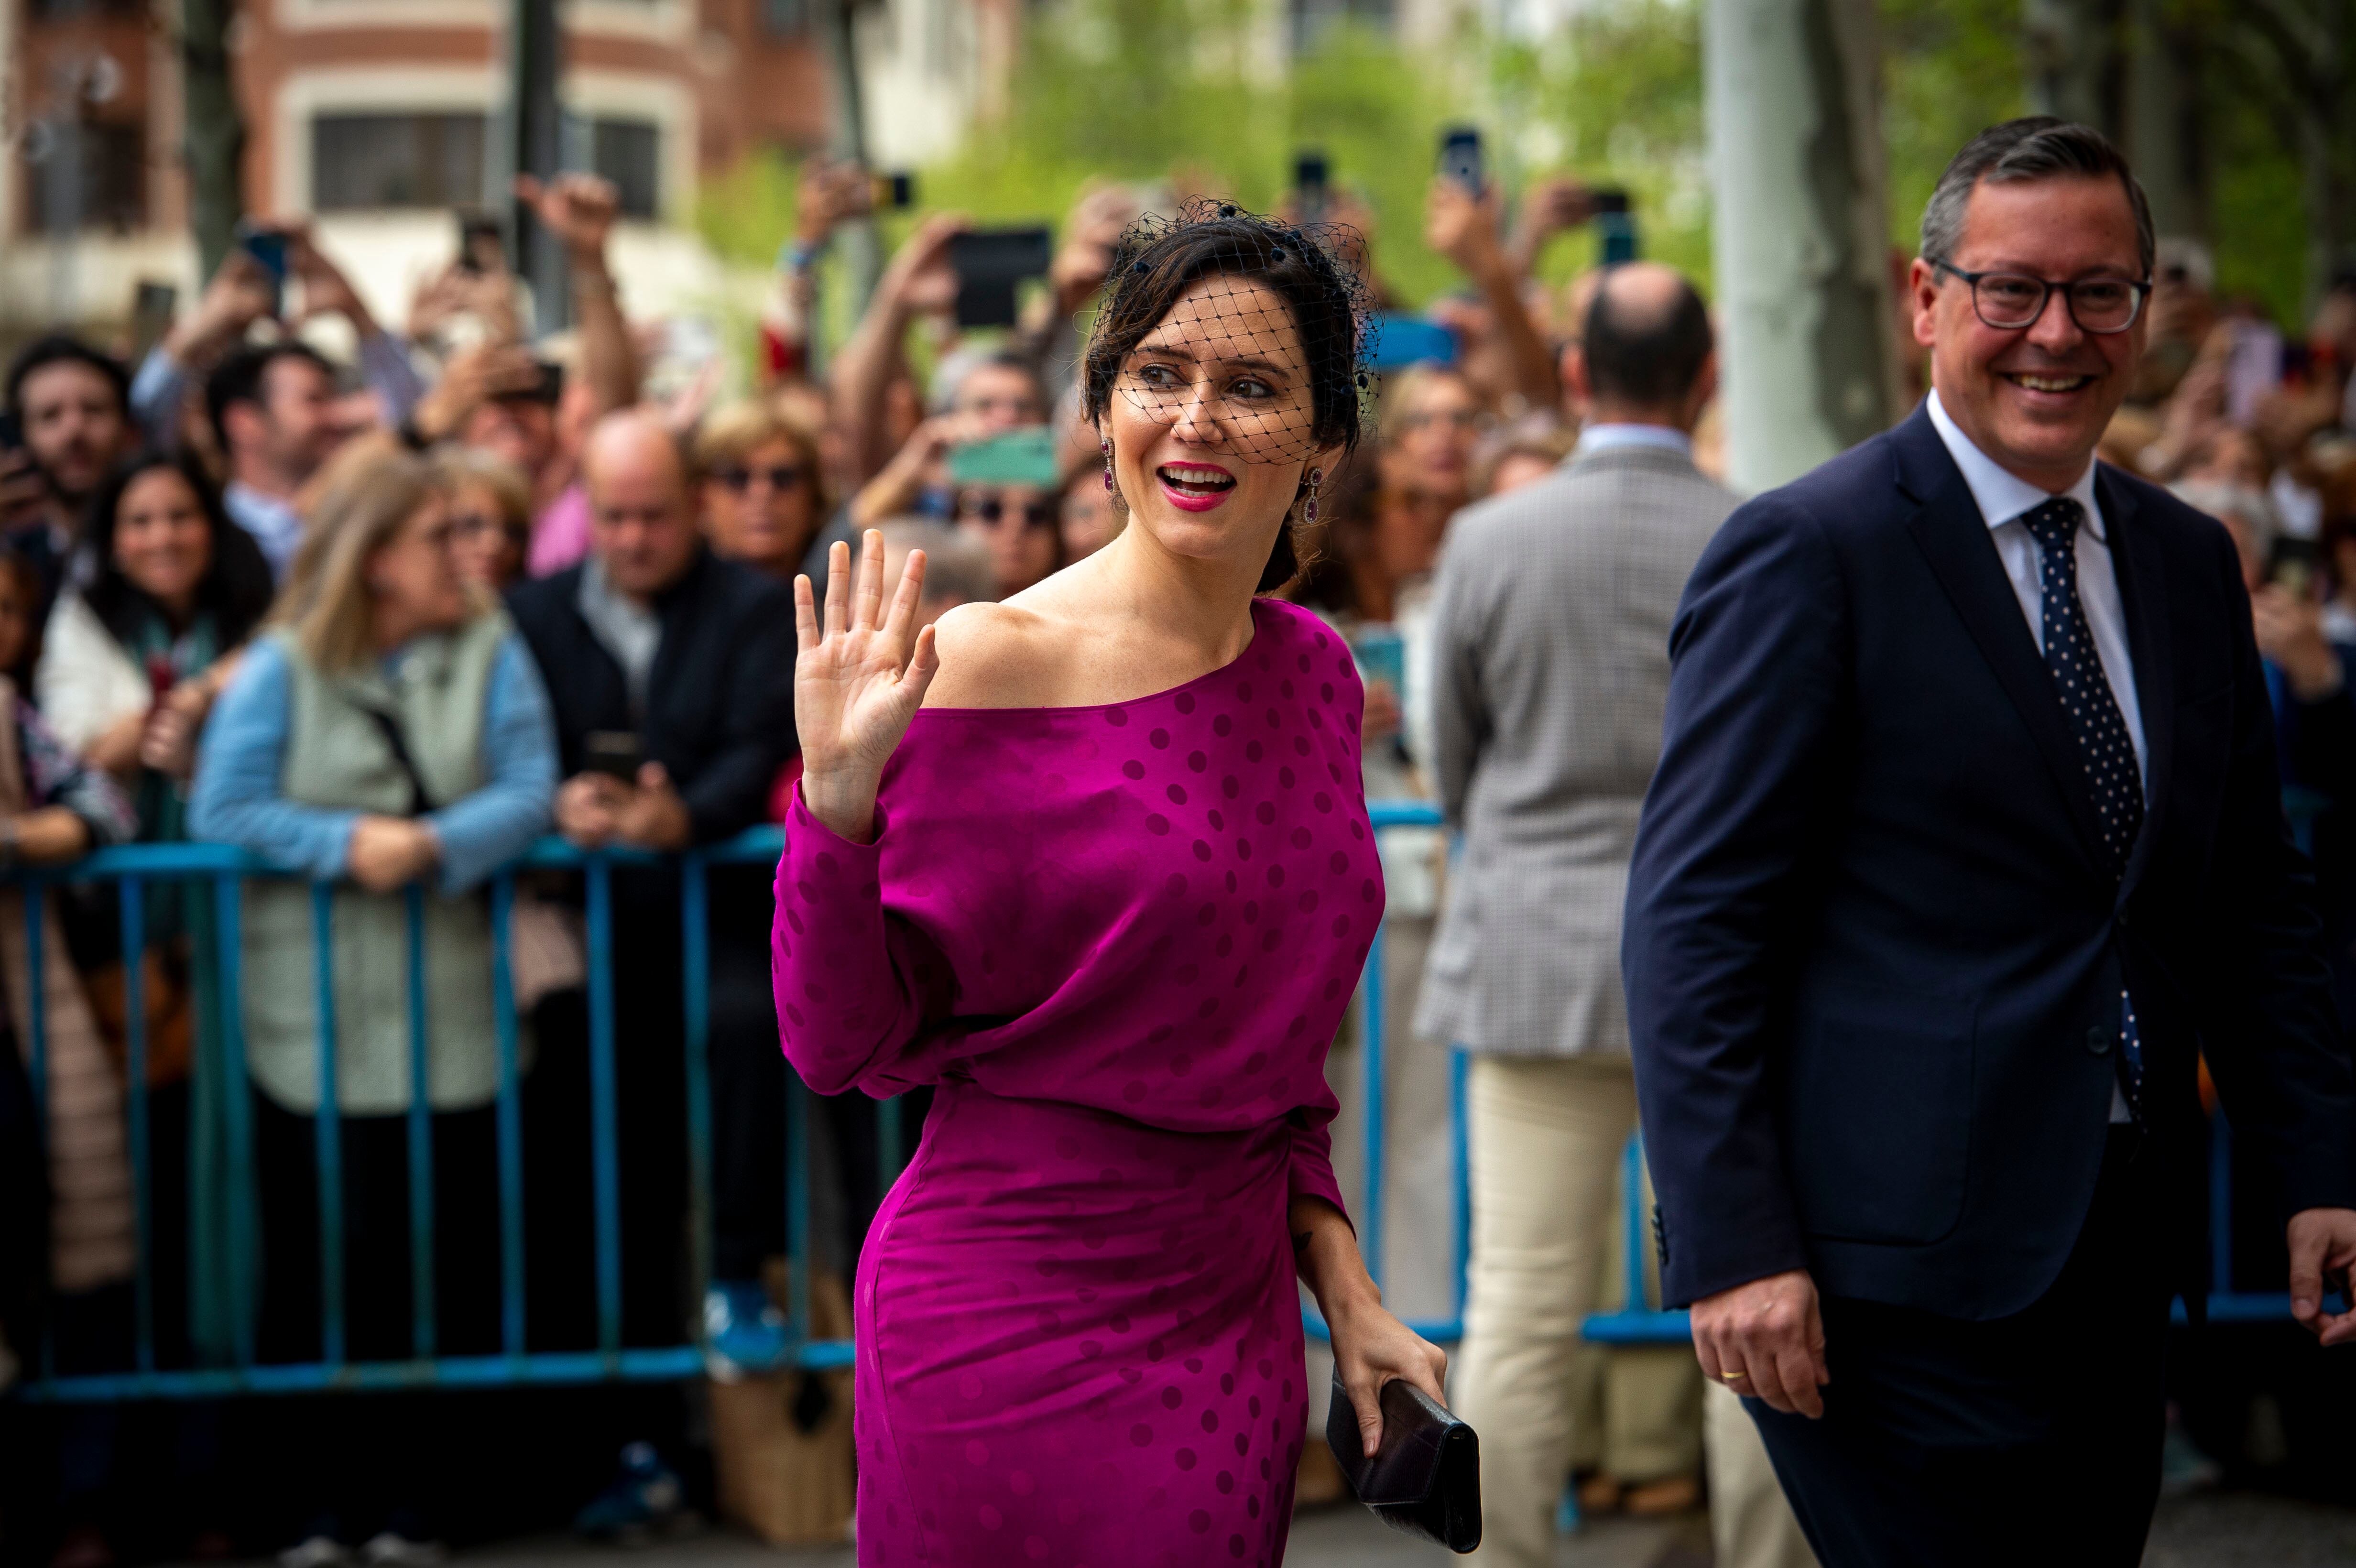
[1081,198,1381,470]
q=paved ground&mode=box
[171,1490,2356,1566]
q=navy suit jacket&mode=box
[1623,403,2356,1318]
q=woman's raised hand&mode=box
[794,529,939,843]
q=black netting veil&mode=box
[1082,198,1379,469]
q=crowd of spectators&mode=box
[5,152,2356,1566]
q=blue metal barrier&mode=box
[14,826,867,1405]
[11,802,2312,1407]
[1312,804,2312,1356]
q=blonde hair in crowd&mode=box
[275,444,488,671]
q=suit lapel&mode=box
[1893,409,2111,873]
[2104,470,2173,900]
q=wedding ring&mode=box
[1719,1371,1749,1382]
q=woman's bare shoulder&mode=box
[922,601,1069,709]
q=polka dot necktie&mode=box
[2020,496,2145,1113]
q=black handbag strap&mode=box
[363,708,440,817]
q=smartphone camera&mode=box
[946,228,1055,330]
[1438,127,1483,195]
[1295,152,1331,223]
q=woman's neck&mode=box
[1091,527,1264,661]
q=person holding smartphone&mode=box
[504,410,809,1391]
[2,337,139,620]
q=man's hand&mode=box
[517,173,621,263]
[2288,1207,2356,1346]
[796,158,873,251]
[409,343,545,445]
[1425,178,1507,281]
[881,214,971,319]
[613,762,692,851]
[347,816,440,893]
[1507,175,1594,275]
[1051,184,1142,313]
[555,772,624,849]
[409,261,521,348]
[162,250,279,365]
[289,224,379,336]
[1690,1268,1830,1418]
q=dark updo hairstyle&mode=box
[1081,200,1375,593]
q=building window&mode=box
[313,112,488,210]
[589,118,660,219]
[25,120,146,233]
[763,0,809,34]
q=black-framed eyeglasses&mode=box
[1931,259,2152,335]
[957,493,1056,530]
[712,464,804,493]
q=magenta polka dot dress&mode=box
[774,597,1381,1567]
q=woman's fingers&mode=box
[899,623,941,708]
[883,547,929,653]
[1347,1375,1385,1458]
[855,528,887,631]
[794,574,819,654]
[823,539,851,637]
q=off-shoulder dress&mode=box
[773,597,1383,1567]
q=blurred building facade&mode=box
[0,0,845,338]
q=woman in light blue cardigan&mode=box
[190,446,556,1563]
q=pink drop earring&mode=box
[1304,467,1324,523]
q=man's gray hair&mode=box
[1920,117,2154,277]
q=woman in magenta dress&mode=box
[774,206,1449,1566]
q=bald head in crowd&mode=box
[583,408,702,601]
[1569,261,1717,432]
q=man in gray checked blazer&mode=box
[1422,263,1811,1568]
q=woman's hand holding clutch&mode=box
[794,528,940,844]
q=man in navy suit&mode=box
[1623,118,2356,1564]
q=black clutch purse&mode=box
[1324,1370,1482,1552]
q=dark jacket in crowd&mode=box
[506,546,796,846]
[1624,403,2356,1320]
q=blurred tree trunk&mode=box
[2025,0,2126,134]
[507,0,567,333]
[2123,0,2204,239]
[1704,0,1902,493]
[181,0,243,282]
[822,0,880,321]
[2218,0,2355,315]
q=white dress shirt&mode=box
[225,482,305,586]
[1573,422,1694,461]
[1927,391,2147,782]
[1929,392,2141,1122]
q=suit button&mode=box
[2086,1025,2112,1055]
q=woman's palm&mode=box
[796,532,939,786]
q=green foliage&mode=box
[914,0,1709,309]
[2205,85,2311,328]
[1878,0,2027,252]
[697,145,802,269]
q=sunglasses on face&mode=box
[958,494,1056,529]
[712,464,804,494]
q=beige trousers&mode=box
[1450,1054,1815,1568]
[1706,1379,1821,1568]
[1451,1055,1700,1566]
